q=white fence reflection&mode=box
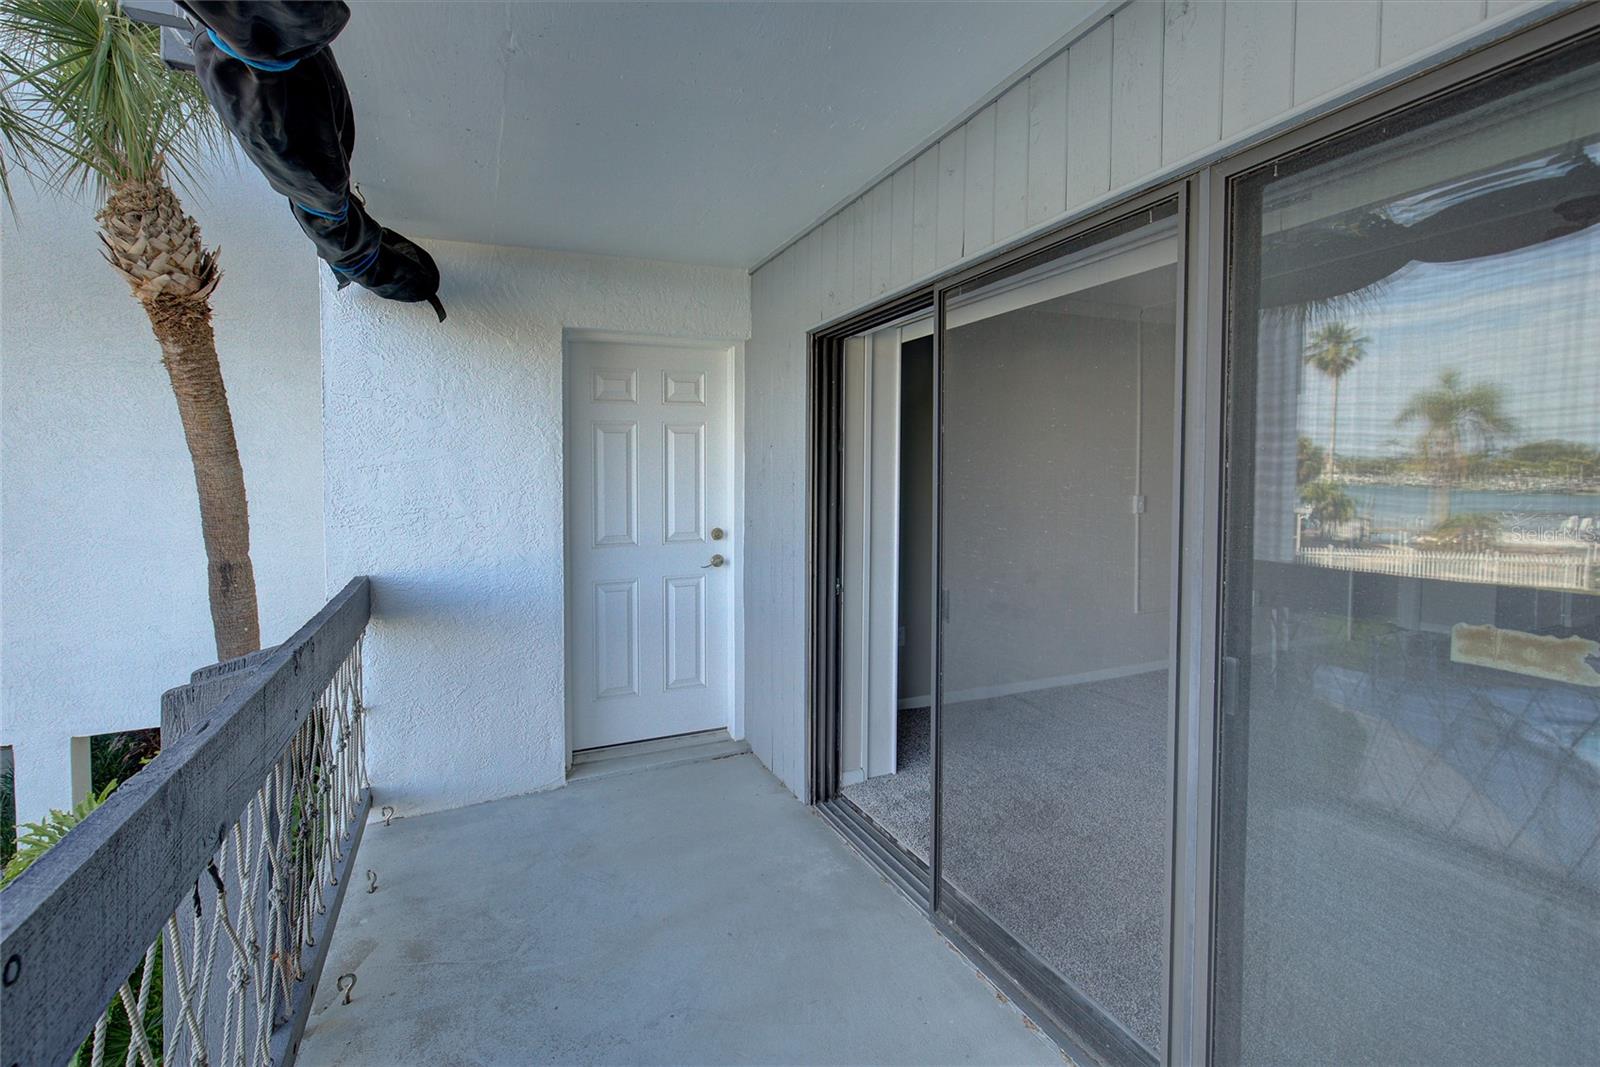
[1297,545,1599,593]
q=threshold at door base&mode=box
[569,729,749,784]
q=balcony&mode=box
[0,580,1058,1067]
[294,751,1056,1066]
[5,5,1599,1066]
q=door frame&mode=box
[810,290,937,908]
[561,328,746,769]
[838,313,936,787]
[804,6,1600,1065]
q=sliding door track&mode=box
[816,796,930,909]
[937,883,1157,1067]
[818,796,1122,1067]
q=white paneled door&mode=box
[566,335,734,751]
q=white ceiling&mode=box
[334,1,1101,269]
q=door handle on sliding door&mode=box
[1221,655,1240,718]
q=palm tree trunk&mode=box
[1325,377,1341,477]
[146,296,261,658]
[99,177,260,659]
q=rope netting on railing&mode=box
[87,637,367,1067]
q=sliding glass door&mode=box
[815,18,1600,1067]
[1212,35,1600,1067]
[935,201,1183,1063]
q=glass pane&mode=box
[1215,42,1600,1067]
[939,204,1180,1057]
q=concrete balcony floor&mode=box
[297,752,1062,1066]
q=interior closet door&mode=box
[934,201,1183,1064]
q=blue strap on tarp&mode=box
[205,28,299,72]
[295,199,348,221]
[331,244,380,276]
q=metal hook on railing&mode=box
[381,805,395,826]
[366,869,379,894]
[337,973,357,1005]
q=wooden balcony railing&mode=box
[0,576,372,1067]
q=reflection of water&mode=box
[1349,484,1600,534]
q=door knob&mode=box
[702,554,726,569]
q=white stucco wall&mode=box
[743,0,1559,798]
[1,165,326,825]
[320,241,749,817]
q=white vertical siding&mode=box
[1110,0,1164,189]
[867,179,893,298]
[962,102,997,256]
[891,164,916,290]
[742,0,1552,798]
[1026,51,1069,227]
[912,148,940,279]
[743,242,812,794]
[802,227,823,325]
[936,128,966,265]
[1161,0,1225,166]
[1066,18,1114,211]
[765,0,1544,314]
[849,196,869,306]
[820,212,843,321]
[993,82,1031,243]
[1381,1,1490,65]
[1295,0,1381,104]
[1221,0,1296,138]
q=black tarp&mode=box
[177,1,445,319]
[1259,146,1600,309]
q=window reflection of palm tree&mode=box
[1301,479,1358,535]
[1396,369,1517,524]
[1304,322,1370,478]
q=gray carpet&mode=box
[841,670,1169,1054]
[840,656,1600,1064]
[840,706,933,861]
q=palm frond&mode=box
[0,0,227,205]
[0,779,116,887]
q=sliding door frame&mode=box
[932,181,1189,1067]
[1197,8,1600,1066]
[928,183,1190,1067]
[810,289,939,907]
[810,178,1196,1067]
[805,8,1600,1066]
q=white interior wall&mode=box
[942,307,1174,697]
[743,0,1554,798]
[1,166,325,825]
[320,242,748,817]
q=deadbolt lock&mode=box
[711,527,725,541]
